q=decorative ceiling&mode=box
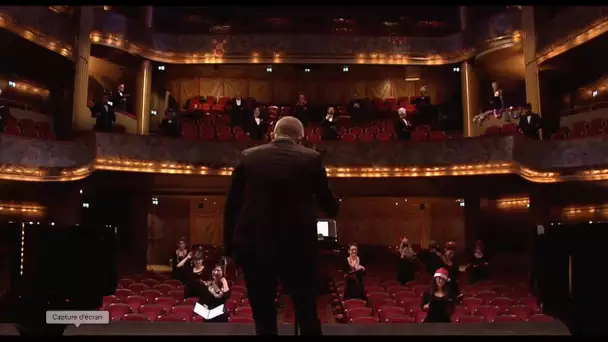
[141,6,463,36]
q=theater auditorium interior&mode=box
[0,5,607,336]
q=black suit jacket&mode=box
[246,117,268,140]
[321,116,339,140]
[518,113,542,139]
[395,118,414,140]
[91,103,116,131]
[223,139,340,261]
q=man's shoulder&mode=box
[242,142,320,159]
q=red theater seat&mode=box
[376,132,393,141]
[156,314,186,322]
[124,295,147,311]
[2,124,20,135]
[171,305,195,321]
[488,297,513,312]
[164,279,181,287]
[462,297,483,311]
[167,290,185,302]
[493,315,520,322]
[343,299,366,311]
[341,133,357,142]
[365,126,381,135]
[229,316,254,323]
[359,133,375,142]
[377,306,406,321]
[501,123,518,135]
[153,284,174,295]
[236,306,253,317]
[128,283,149,294]
[476,291,497,303]
[139,304,165,321]
[122,313,150,322]
[346,307,373,321]
[474,305,501,321]
[456,315,485,323]
[411,131,428,141]
[350,316,378,324]
[429,131,447,141]
[507,305,535,320]
[386,315,415,323]
[102,295,117,309]
[307,133,321,142]
[142,278,161,288]
[140,289,162,302]
[527,314,554,322]
[106,303,132,321]
[114,289,134,301]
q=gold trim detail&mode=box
[2,158,608,183]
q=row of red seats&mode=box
[552,117,607,140]
[1,115,55,139]
[186,96,420,116]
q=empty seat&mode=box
[457,315,485,323]
[236,306,253,317]
[493,314,520,322]
[350,316,378,324]
[385,315,415,323]
[123,295,147,311]
[377,306,406,321]
[476,291,497,303]
[376,132,393,141]
[489,297,513,312]
[229,316,254,323]
[114,288,134,301]
[343,299,366,310]
[156,314,186,322]
[153,283,174,295]
[462,297,484,311]
[128,283,149,294]
[142,278,161,288]
[507,305,535,320]
[140,289,163,302]
[139,304,166,319]
[122,313,150,322]
[527,314,553,322]
[102,295,117,309]
[171,305,195,321]
[345,307,373,321]
[106,303,131,321]
[474,305,501,322]
[359,133,375,142]
[341,133,357,141]
[119,278,135,288]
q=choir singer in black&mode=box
[223,116,340,336]
[246,107,268,141]
[90,93,116,132]
[395,107,414,140]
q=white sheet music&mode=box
[194,303,225,320]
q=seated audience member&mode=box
[246,107,268,140]
[295,93,309,127]
[518,103,542,139]
[421,268,455,323]
[347,93,363,123]
[229,92,247,128]
[160,108,181,137]
[90,93,116,132]
[343,244,366,300]
[469,240,489,284]
[177,253,206,298]
[112,83,129,112]
[321,107,339,140]
[395,107,414,140]
[171,237,190,283]
[397,237,416,285]
[198,265,230,322]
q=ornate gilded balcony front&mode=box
[1,133,608,183]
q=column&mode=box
[461,60,479,137]
[134,6,154,135]
[463,197,481,254]
[71,6,95,131]
[459,6,467,31]
[522,7,542,116]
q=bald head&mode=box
[273,116,304,142]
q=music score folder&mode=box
[194,303,225,320]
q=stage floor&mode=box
[62,321,570,336]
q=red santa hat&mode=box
[434,267,450,281]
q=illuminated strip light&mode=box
[537,19,608,65]
[496,197,530,209]
[0,203,44,216]
[20,223,25,276]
